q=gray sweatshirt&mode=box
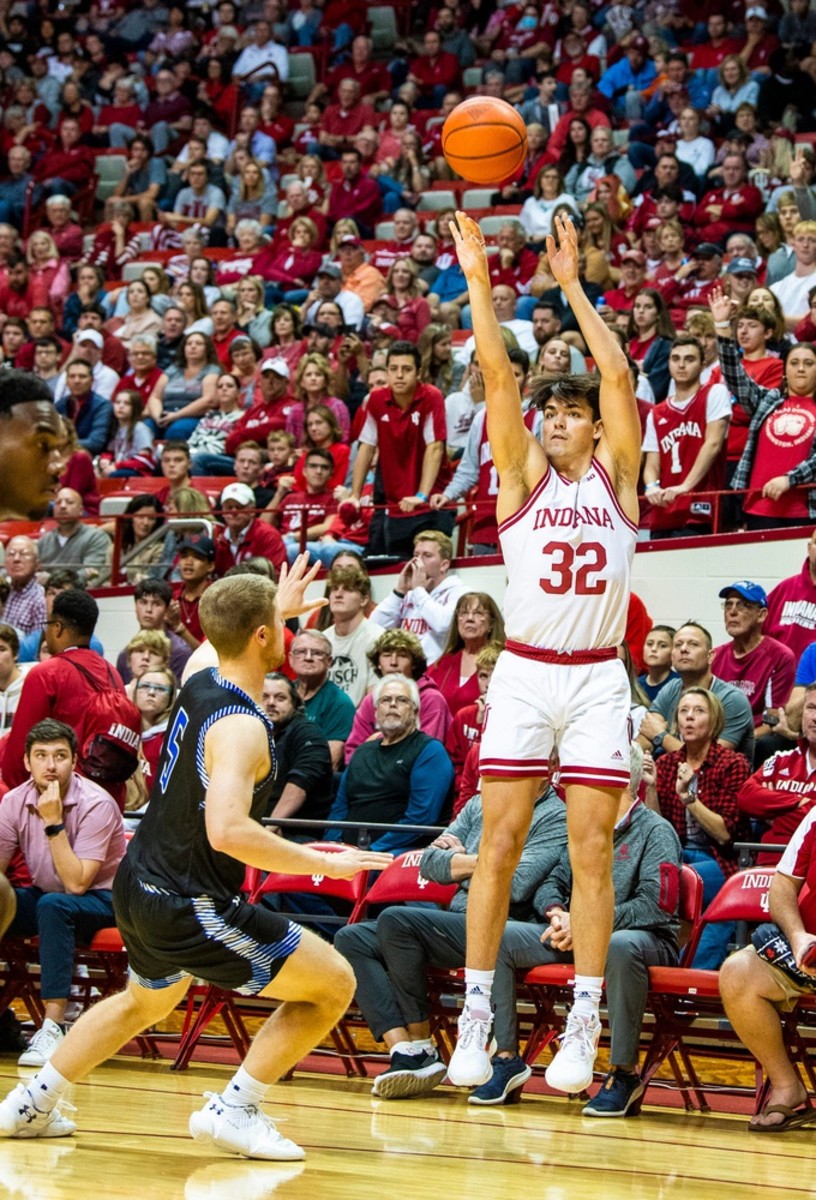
[419,790,567,920]
[532,799,682,946]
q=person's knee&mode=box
[323,947,356,1009]
[719,946,756,1002]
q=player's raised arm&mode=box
[546,213,641,491]
[450,212,533,482]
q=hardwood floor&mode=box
[1,1057,812,1200]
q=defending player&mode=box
[446,212,641,1093]
[0,557,392,1160]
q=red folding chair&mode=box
[172,846,367,1072]
[520,865,705,1079]
[640,866,775,1112]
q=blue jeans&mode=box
[145,416,200,441]
[11,887,115,1000]
[190,452,236,476]
[303,538,365,567]
[683,848,733,969]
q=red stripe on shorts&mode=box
[558,768,630,789]
[505,639,618,665]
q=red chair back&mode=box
[702,866,774,923]
[248,842,369,907]
[350,850,458,922]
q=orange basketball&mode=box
[441,96,528,186]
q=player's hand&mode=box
[708,286,732,326]
[320,848,394,878]
[449,210,488,279]
[276,554,327,619]
[762,475,791,501]
[545,211,580,288]
[37,780,63,826]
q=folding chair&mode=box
[520,865,705,1078]
[331,852,459,1073]
[172,846,366,1072]
[640,866,775,1112]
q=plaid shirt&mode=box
[3,577,46,636]
[656,740,751,877]
[719,335,816,518]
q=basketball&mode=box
[441,96,528,186]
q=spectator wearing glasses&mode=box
[131,667,177,799]
[289,630,356,770]
[711,581,796,741]
[2,536,46,635]
[327,674,453,853]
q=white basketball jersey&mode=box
[499,460,636,652]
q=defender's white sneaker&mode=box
[0,1082,76,1139]
[189,1092,305,1161]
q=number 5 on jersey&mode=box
[160,707,189,794]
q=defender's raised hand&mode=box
[276,554,327,620]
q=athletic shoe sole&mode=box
[373,1062,448,1100]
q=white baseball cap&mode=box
[75,329,103,349]
[221,482,256,506]
[260,358,290,378]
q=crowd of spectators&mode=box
[2,0,816,1110]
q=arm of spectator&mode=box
[711,289,769,413]
[370,741,454,853]
[419,796,479,883]
[399,439,444,513]
[612,823,682,932]
[81,401,114,457]
[350,440,376,503]
[146,374,169,424]
[770,868,816,973]
[738,766,807,818]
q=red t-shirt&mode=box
[765,561,816,661]
[276,489,337,536]
[715,355,785,460]
[745,397,816,520]
[359,383,448,512]
[711,636,797,725]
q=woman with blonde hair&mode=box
[25,230,70,315]
[123,629,172,701]
[287,353,350,443]
[235,275,274,347]
[708,55,759,133]
[580,202,627,289]
[383,257,431,344]
[226,157,277,237]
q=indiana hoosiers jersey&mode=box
[127,668,276,902]
[499,459,636,651]
[647,382,729,531]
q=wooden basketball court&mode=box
[1,1056,812,1200]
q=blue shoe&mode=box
[582,1069,645,1118]
[372,1049,447,1100]
[468,1055,532,1106]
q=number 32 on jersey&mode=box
[539,541,608,596]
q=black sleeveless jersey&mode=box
[127,668,277,902]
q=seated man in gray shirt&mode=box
[638,621,755,765]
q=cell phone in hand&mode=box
[802,943,816,970]
[762,709,780,728]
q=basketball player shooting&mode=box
[446,211,641,1094]
[0,556,392,1160]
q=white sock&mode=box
[411,1038,434,1053]
[572,975,603,1020]
[28,1062,71,1113]
[389,1040,415,1056]
[221,1066,270,1108]
[464,969,494,1015]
